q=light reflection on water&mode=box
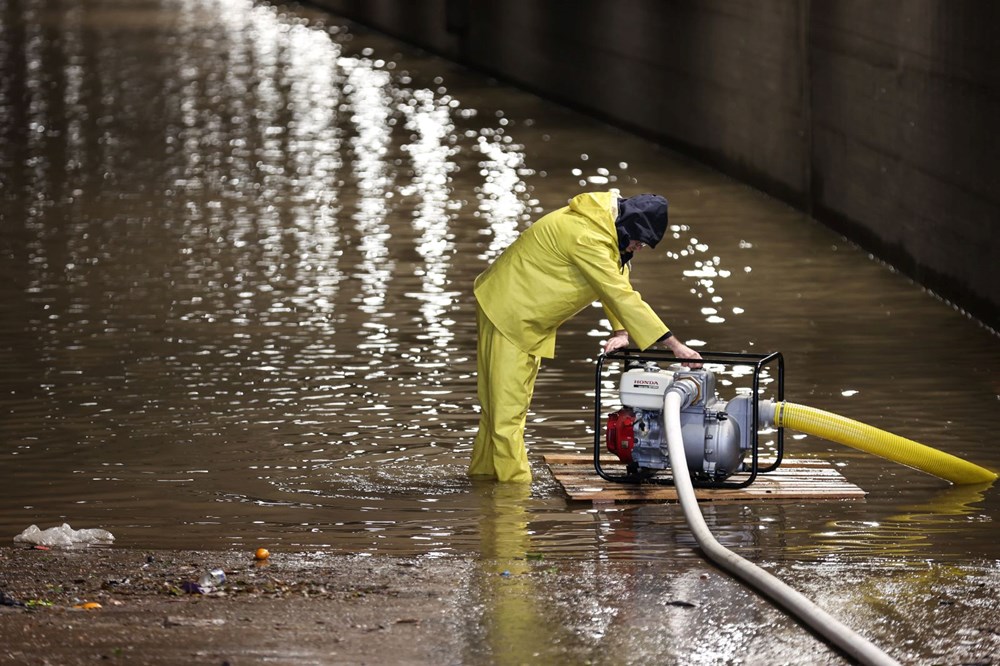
[1,0,998,572]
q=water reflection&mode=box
[468,481,550,665]
[793,481,993,560]
[400,87,458,354]
[475,130,531,261]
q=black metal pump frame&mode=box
[593,349,785,489]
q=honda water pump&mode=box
[595,349,997,487]
[594,349,785,488]
[605,361,760,482]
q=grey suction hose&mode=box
[663,387,900,666]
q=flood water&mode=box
[2,0,999,652]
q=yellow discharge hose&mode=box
[772,401,997,485]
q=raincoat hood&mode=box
[566,191,619,233]
[615,194,669,251]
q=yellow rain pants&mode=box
[470,304,540,483]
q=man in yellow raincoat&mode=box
[471,191,702,483]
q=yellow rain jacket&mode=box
[473,191,669,357]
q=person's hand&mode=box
[662,335,703,368]
[603,330,630,354]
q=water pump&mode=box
[595,349,997,487]
[605,361,759,482]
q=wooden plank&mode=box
[542,454,866,503]
[548,463,844,475]
[543,453,833,468]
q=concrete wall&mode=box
[310,0,1000,330]
[808,2,999,329]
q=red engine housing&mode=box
[606,408,636,463]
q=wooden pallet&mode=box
[543,453,866,503]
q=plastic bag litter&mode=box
[14,523,115,547]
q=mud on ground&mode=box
[1,543,851,666]
[4,545,995,665]
[1,546,477,665]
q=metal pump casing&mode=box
[608,363,755,481]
